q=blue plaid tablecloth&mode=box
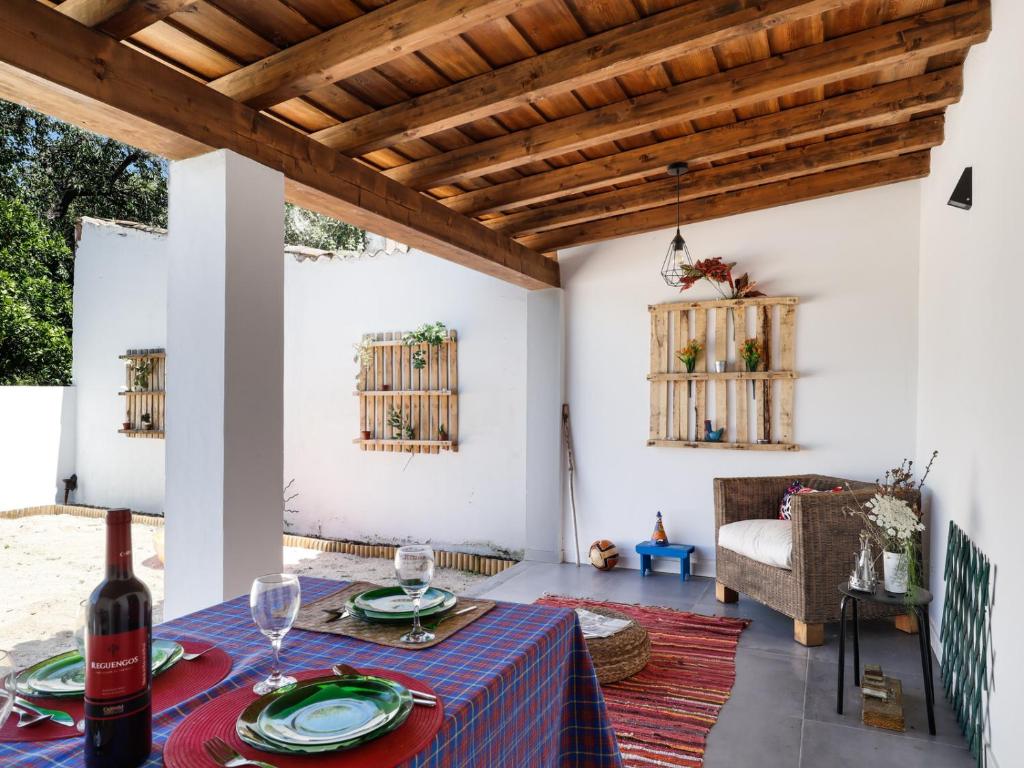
[3,577,622,767]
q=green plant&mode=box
[141,412,152,425]
[352,335,374,379]
[675,339,704,373]
[130,359,152,389]
[386,406,414,440]
[740,338,762,372]
[403,322,447,369]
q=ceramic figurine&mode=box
[704,419,724,442]
[651,511,669,547]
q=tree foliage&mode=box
[0,197,73,384]
[284,203,365,251]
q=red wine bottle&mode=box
[84,508,152,768]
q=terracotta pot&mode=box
[122,422,132,431]
[381,384,392,391]
[360,430,371,441]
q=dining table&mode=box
[1,577,623,767]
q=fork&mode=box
[331,664,437,706]
[12,704,50,728]
[203,736,278,768]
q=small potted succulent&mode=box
[675,339,704,373]
[141,412,154,431]
[122,413,132,431]
[438,424,448,441]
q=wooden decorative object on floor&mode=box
[119,348,166,439]
[579,606,651,685]
[647,297,799,450]
[354,329,458,454]
[863,672,906,732]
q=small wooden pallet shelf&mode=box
[356,329,458,454]
[648,297,799,450]
[119,348,166,440]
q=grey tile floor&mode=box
[473,562,973,768]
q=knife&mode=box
[322,608,350,623]
[14,697,75,728]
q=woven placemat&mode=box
[293,582,495,650]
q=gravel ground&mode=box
[0,515,487,667]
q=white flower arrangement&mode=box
[864,493,925,549]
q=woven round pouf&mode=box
[582,606,651,685]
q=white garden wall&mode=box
[558,182,922,574]
[0,386,75,510]
[916,2,1023,764]
[72,219,166,515]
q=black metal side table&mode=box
[835,581,936,735]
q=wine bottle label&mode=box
[85,627,148,703]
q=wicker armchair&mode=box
[714,475,924,646]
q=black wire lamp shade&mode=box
[660,162,694,287]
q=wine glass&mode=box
[395,546,436,644]
[0,650,14,729]
[250,574,301,695]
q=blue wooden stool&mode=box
[635,541,695,581]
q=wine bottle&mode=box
[84,508,152,768]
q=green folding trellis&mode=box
[939,521,990,766]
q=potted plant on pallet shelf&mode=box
[122,414,132,431]
[844,452,937,595]
[403,322,448,369]
[141,412,153,431]
[352,336,374,385]
[675,339,703,374]
[129,359,152,391]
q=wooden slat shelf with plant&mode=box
[353,323,458,455]
[119,349,166,439]
[648,258,799,451]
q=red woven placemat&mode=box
[164,668,444,768]
[0,639,231,743]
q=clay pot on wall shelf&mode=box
[360,430,372,441]
[381,384,392,392]
[122,421,132,431]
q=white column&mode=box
[524,288,565,563]
[164,150,284,619]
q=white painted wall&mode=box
[0,386,75,509]
[916,3,1022,764]
[283,248,533,557]
[559,182,922,574]
[72,219,166,514]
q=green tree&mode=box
[285,203,364,251]
[0,197,73,385]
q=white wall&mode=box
[284,249,533,557]
[0,386,75,509]
[72,219,166,514]
[916,2,1022,764]
[559,182,922,573]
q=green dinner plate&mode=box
[353,586,447,615]
[346,590,457,624]
[236,674,413,754]
[16,639,184,698]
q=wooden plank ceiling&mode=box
[3,0,991,284]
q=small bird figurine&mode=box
[704,419,724,442]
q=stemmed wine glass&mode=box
[0,650,14,730]
[250,574,301,695]
[395,545,436,644]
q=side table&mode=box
[635,541,695,582]
[835,581,936,735]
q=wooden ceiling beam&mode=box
[518,153,931,253]
[54,0,197,39]
[313,0,854,156]
[491,117,944,237]
[444,68,962,217]
[208,0,542,111]
[0,0,558,290]
[388,1,989,190]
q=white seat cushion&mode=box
[718,519,793,570]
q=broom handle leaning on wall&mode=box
[562,404,581,567]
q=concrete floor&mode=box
[473,562,974,768]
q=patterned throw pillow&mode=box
[778,481,843,520]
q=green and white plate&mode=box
[236,674,413,755]
[346,588,457,624]
[353,586,447,615]
[16,639,184,698]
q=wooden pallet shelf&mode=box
[648,297,799,451]
[647,439,798,451]
[354,389,457,397]
[355,329,458,455]
[120,348,165,439]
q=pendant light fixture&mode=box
[660,162,692,287]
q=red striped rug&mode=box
[537,597,749,767]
